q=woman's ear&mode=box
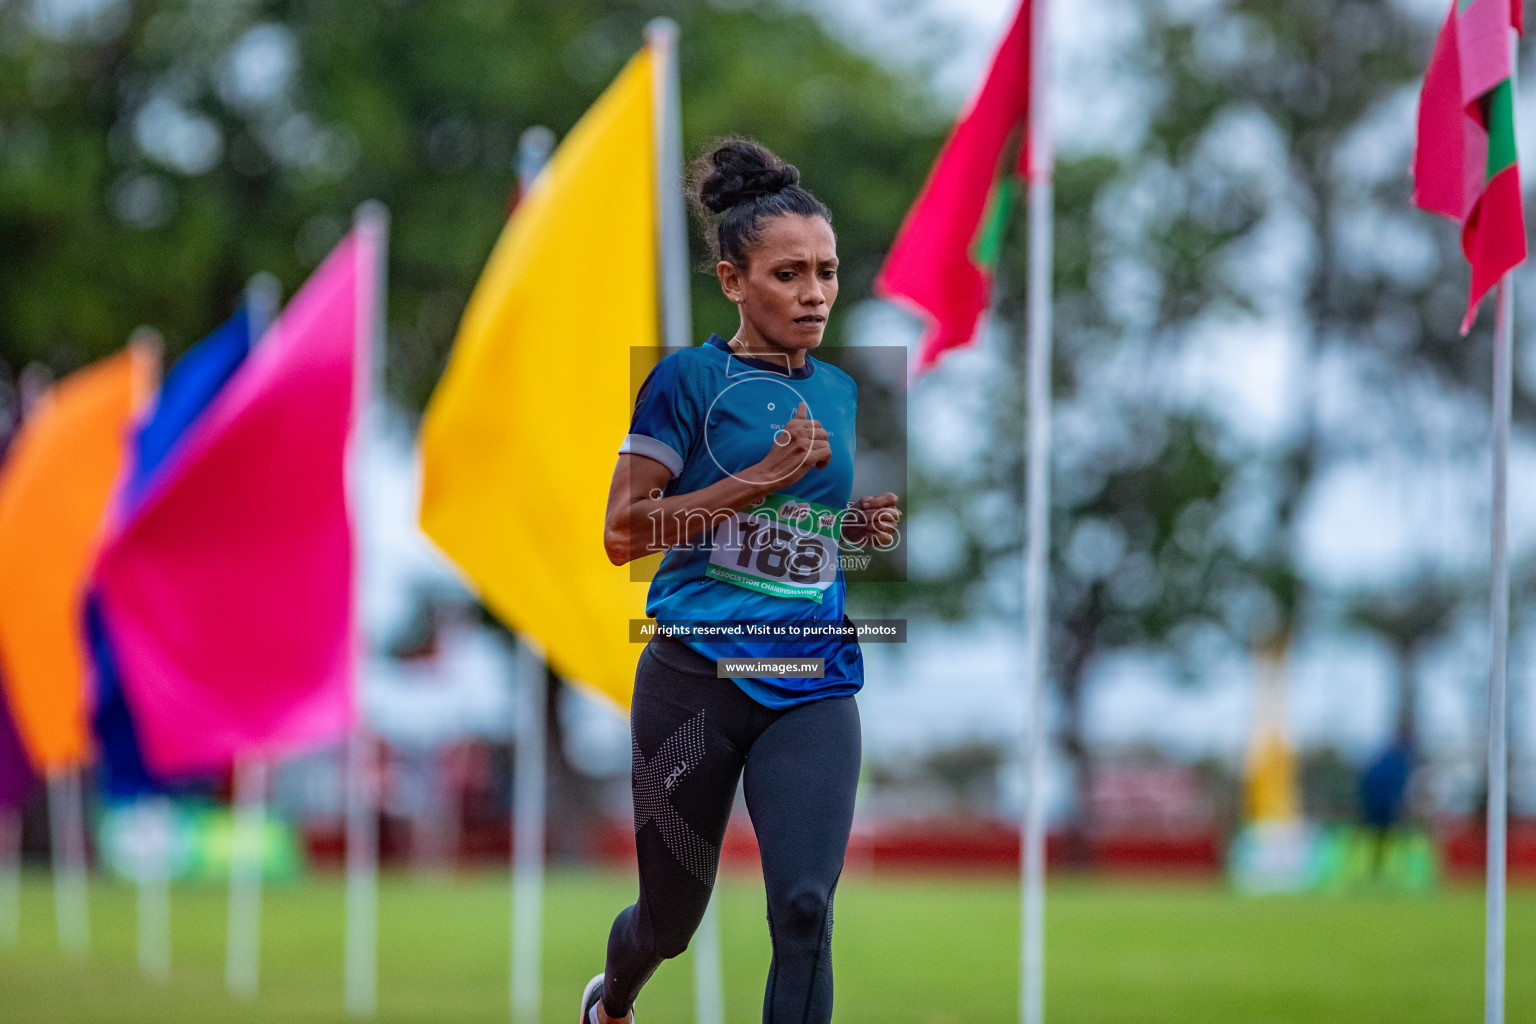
[717,260,744,304]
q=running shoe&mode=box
[580,974,604,1024]
[580,973,630,1024]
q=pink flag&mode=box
[1413,0,1526,332]
[93,229,375,777]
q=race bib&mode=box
[705,493,842,602]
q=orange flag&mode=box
[0,344,156,772]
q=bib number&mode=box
[706,494,841,602]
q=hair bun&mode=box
[696,139,801,213]
[685,136,831,266]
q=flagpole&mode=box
[221,276,280,997]
[48,768,89,957]
[113,327,174,985]
[226,756,267,998]
[1484,272,1513,1024]
[0,805,18,946]
[346,199,390,1019]
[1482,25,1520,1022]
[1020,1,1054,1023]
[644,19,727,1024]
[507,127,554,1024]
[136,796,171,982]
[511,638,547,1024]
[246,274,282,343]
[647,18,694,356]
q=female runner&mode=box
[583,138,899,1024]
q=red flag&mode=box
[1413,0,1526,333]
[876,1,1033,373]
[92,228,378,776]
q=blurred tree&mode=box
[0,0,944,410]
[0,0,951,852]
[1345,578,1463,756]
[893,63,1286,857]
[1128,0,1524,642]
[6,0,1515,837]
[1049,414,1268,856]
[892,0,1505,846]
[1129,0,1535,817]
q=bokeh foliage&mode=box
[0,0,943,410]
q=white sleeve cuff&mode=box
[618,434,684,478]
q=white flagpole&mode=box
[343,729,377,1017]
[346,200,390,1018]
[215,274,282,995]
[1484,273,1513,1024]
[116,321,169,976]
[226,757,267,997]
[48,768,89,957]
[137,796,172,981]
[508,127,555,1024]
[647,18,694,358]
[511,638,547,1024]
[0,805,18,946]
[691,893,725,1024]
[1483,32,1519,1024]
[1021,1,1054,1023]
[644,19,726,1024]
[246,273,282,344]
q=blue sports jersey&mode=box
[619,334,862,707]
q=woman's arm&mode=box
[604,402,830,565]
[603,455,766,565]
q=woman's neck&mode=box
[727,326,806,370]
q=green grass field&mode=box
[1,869,1533,1023]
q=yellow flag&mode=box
[419,48,661,709]
[0,344,156,771]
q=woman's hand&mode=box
[749,402,831,491]
[841,492,901,549]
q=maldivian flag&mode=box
[94,231,375,777]
[0,345,156,772]
[877,0,1033,373]
[1414,0,1526,332]
[419,47,660,709]
[89,307,253,797]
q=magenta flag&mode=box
[1412,0,1525,332]
[93,229,376,777]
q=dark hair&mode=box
[686,138,832,266]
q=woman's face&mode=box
[718,214,839,355]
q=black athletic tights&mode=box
[601,636,861,1024]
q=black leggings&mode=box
[602,637,861,1024]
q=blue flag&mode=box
[91,308,254,799]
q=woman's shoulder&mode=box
[642,344,714,392]
[808,354,858,395]
[655,343,709,368]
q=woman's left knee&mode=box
[772,880,832,943]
